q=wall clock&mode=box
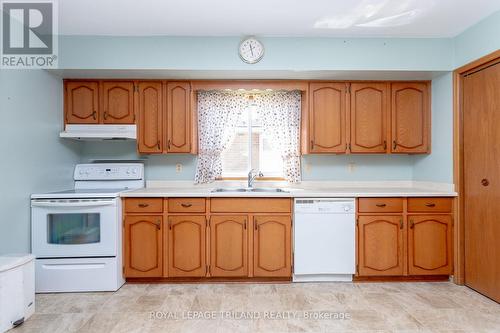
[239,37,264,64]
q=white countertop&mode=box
[120,181,457,198]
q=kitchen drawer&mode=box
[168,198,206,213]
[211,198,291,213]
[124,198,163,213]
[407,198,452,213]
[358,198,403,213]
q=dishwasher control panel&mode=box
[294,199,355,214]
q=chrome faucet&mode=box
[247,169,264,188]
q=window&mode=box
[221,104,283,178]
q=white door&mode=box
[31,199,118,257]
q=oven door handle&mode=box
[31,200,116,208]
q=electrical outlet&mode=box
[175,163,183,173]
[347,162,355,173]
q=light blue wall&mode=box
[412,72,453,182]
[59,36,454,71]
[454,10,500,68]
[0,70,81,254]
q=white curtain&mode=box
[195,90,302,184]
[254,91,302,183]
[194,91,247,184]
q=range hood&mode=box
[60,125,137,140]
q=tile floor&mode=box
[11,282,500,333]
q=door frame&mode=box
[453,49,500,284]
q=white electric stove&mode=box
[31,163,144,293]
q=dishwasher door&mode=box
[294,198,355,282]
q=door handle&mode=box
[154,220,161,230]
[181,203,192,208]
[481,178,490,186]
[425,203,436,207]
[376,203,387,207]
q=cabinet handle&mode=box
[425,203,436,207]
[103,111,108,120]
[167,139,171,150]
[254,219,258,231]
[157,141,161,150]
[168,219,172,230]
[244,219,247,230]
[393,140,397,150]
[310,140,314,150]
[409,220,415,229]
[92,111,97,120]
[155,220,161,230]
[383,140,387,150]
[481,178,490,186]
[399,219,403,229]
[138,203,149,208]
[181,203,192,208]
[376,203,387,208]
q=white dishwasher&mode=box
[294,198,356,282]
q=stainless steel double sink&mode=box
[211,187,289,193]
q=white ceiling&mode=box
[59,0,500,38]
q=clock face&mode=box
[239,38,264,64]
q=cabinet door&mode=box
[210,215,248,277]
[65,81,99,124]
[408,215,452,275]
[102,81,135,124]
[253,215,292,277]
[391,82,430,153]
[124,216,163,277]
[350,83,389,153]
[358,215,404,276]
[168,215,206,277]
[308,83,347,153]
[137,81,163,153]
[166,82,191,153]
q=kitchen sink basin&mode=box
[211,187,289,193]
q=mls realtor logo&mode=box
[1,0,58,68]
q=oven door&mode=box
[31,198,118,258]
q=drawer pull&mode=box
[138,203,149,208]
[425,203,436,207]
[181,203,193,208]
[376,203,387,207]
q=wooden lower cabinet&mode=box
[357,215,405,276]
[168,215,206,277]
[210,215,248,277]
[408,215,452,275]
[253,215,292,277]
[124,216,163,277]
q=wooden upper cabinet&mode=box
[137,81,163,154]
[124,215,163,278]
[391,82,430,153]
[65,81,99,124]
[408,215,452,275]
[166,82,191,153]
[308,83,347,153]
[357,215,405,276]
[102,81,135,124]
[350,83,389,153]
[168,215,206,277]
[210,215,248,277]
[253,215,292,277]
